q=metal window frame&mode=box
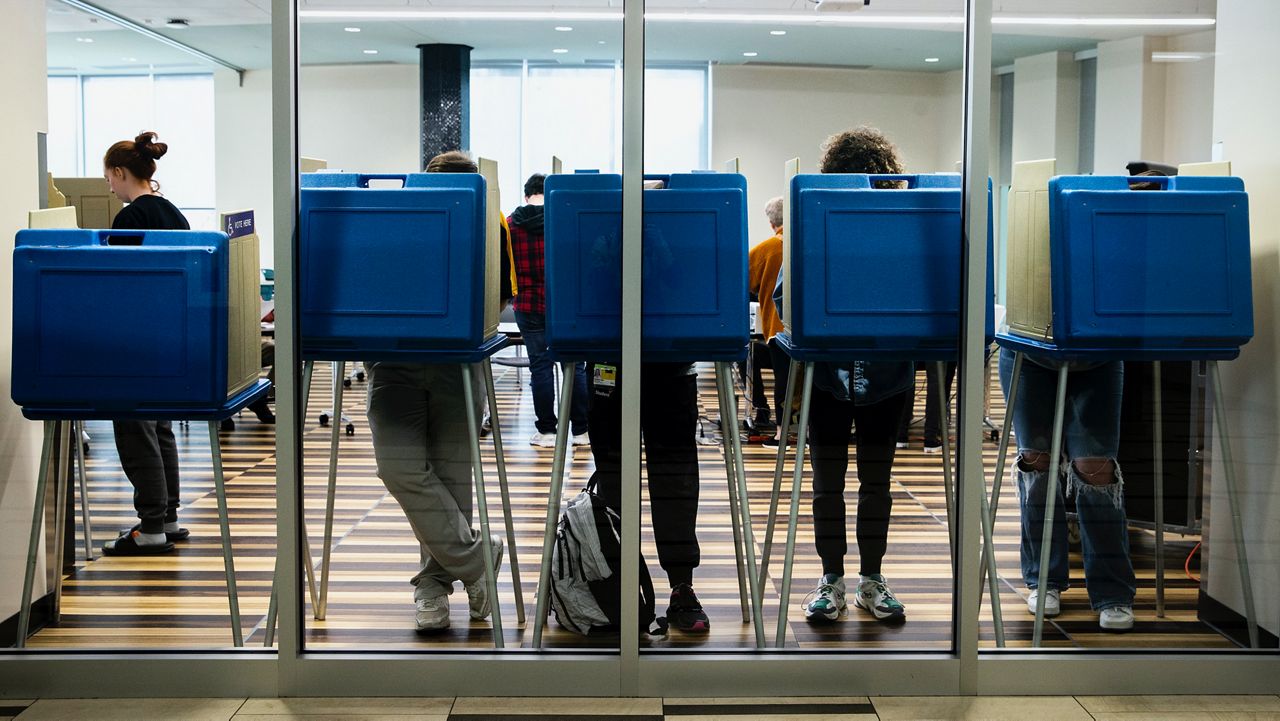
[3,0,1279,699]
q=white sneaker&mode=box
[1026,588,1061,617]
[464,536,504,620]
[804,574,847,622]
[572,432,590,446]
[415,595,450,631]
[529,431,558,448]
[1099,605,1134,631]
[854,575,906,620]
[923,444,943,454]
[895,441,909,449]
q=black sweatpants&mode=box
[587,363,700,588]
[735,341,771,419]
[112,420,181,534]
[809,387,910,578]
[897,362,957,444]
[767,338,793,427]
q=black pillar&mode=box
[418,43,472,170]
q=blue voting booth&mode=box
[776,173,993,360]
[289,170,516,649]
[299,172,503,361]
[542,171,750,362]
[990,172,1256,649]
[1002,174,1252,359]
[12,229,268,418]
[534,170,765,648]
[768,172,993,647]
[11,227,267,649]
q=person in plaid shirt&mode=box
[508,173,589,448]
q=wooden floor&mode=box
[25,354,1231,651]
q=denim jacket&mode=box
[772,270,914,405]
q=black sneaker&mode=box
[667,583,710,633]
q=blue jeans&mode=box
[998,349,1136,610]
[514,310,588,435]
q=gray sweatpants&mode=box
[365,362,486,599]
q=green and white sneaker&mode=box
[804,573,848,623]
[854,574,906,621]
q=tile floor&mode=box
[2,696,1279,721]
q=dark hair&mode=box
[523,173,546,198]
[425,150,478,174]
[819,126,904,188]
[1129,169,1168,191]
[104,131,168,191]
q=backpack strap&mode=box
[639,558,667,636]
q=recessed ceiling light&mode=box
[555,26,573,31]
[122,57,137,62]
[75,36,93,43]
[344,26,361,32]
[743,51,758,57]
[553,48,569,53]
[597,40,606,44]
[925,57,940,63]
[164,18,189,29]
[770,29,786,35]
[363,49,378,54]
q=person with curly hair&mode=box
[774,126,916,624]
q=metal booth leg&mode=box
[715,363,752,625]
[1209,360,1259,649]
[1032,364,1070,648]
[73,421,94,562]
[208,421,244,647]
[1153,362,1166,618]
[775,362,815,648]
[532,362,577,648]
[718,361,767,648]
[979,351,1022,647]
[761,358,800,584]
[461,363,504,648]
[933,362,956,565]
[316,360,345,620]
[16,421,58,648]
[52,422,71,624]
[483,357,526,625]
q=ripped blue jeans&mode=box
[998,349,1137,611]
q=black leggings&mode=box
[808,388,910,578]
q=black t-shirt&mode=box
[111,194,190,231]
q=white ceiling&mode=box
[45,0,1217,74]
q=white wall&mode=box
[1206,0,1280,641]
[215,69,273,268]
[0,0,50,623]
[1012,51,1080,174]
[1093,36,1167,173]
[711,64,958,244]
[1163,30,1216,164]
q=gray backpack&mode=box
[548,482,665,636]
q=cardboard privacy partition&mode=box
[11,229,257,415]
[1180,160,1231,176]
[52,177,123,229]
[46,173,67,209]
[300,156,329,173]
[221,210,264,397]
[780,157,800,334]
[1004,158,1252,355]
[27,206,78,229]
[298,160,503,359]
[1006,159,1056,341]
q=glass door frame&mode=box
[2,0,1277,699]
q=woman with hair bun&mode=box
[101,131,191,556]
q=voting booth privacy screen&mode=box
[780,173,991,358]
[299,172,500,359]
[11,229,260,415]
[543,172,749,362]
[1006,163,1253,357]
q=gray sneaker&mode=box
[464,536,504,620]
[415,595,449,631]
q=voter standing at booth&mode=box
[776,127,915,624]
[749,196,789,447]
[100,131,191,556]
[363,150,505,632]
[508,173,590,448]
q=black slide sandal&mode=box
[102,530,175,556]
[121,523,190,542]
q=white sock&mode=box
[163,521,180,534]
[135,531,167,546]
